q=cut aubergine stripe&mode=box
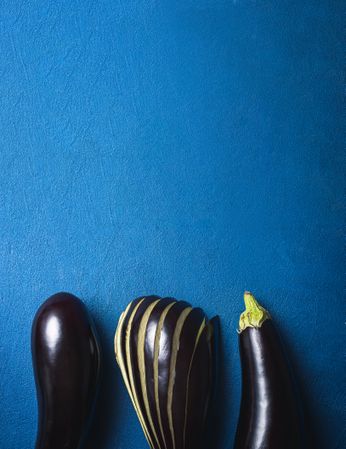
[115,296,214,449]
[184,324,212,449]
[157,301,191,449]
[130,298,163,449]
[144,299,177,449]
[171,308,206,449]
[126,298,155,448]
[115,299,154,448]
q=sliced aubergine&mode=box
[234,292,305,449]
[114,295,215,449]
[32,292,101,449]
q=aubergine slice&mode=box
[114,296,214,449]
[32,292,101,449]
[234,292,305,449]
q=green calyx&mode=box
[238,292,271,332]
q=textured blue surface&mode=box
[0,1,344,448]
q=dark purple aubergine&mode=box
[234,292,305,449]
[32,292,101,449]
[114,296,215,449]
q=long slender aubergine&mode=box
[234,292,305,449]
[32,292,101,449]
[114,296,215,449]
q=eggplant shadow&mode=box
[204,316,232,449]
[279,325,324,449]
[85,316,122,449]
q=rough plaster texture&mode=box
[0,1,344,448]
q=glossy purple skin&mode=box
[118,295,214,449]
[32,292,101,449]
[234,320,305,449]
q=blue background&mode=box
[0,1,344,448]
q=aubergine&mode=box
[234,292,305,449]
[32,292,101,449]
[114,296,215,449]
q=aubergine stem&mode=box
[238,291,270,331]
[234,292,305,449]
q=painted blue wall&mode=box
[0,1,344,448]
